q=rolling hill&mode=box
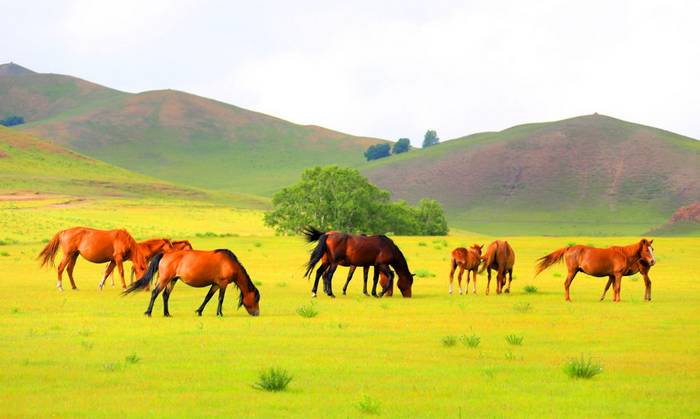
[0,64,387,196]
[363,114,700,235]
[0,125,268,208]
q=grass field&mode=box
[1,200,698,417]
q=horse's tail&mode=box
[38,231,62,268]
[535,247,568,276]
[123,252,163,294]
[302,226,326,243]
[479,247,495,273]
[304,234,328,278]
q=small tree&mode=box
[392,138,411,154]
[422,130,439,148]
[0,115,24,127]
[414,199,448,235]
[364,143,391,161]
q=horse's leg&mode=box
[449,260,456,295]
[470,269,477,294]
[311,263,327,298]
[342,266,356,296]
[162,278,177,317]
[564,269,578,302]
[56,253,71,291]
[65,252,79,290]
[362,266,370,296]
[485,268,491,295]
[378,265,393,297]
[196,284,218,316]
[600,276,614,301]
[145,283,163,317]
[505,269,513,293]
[98,261,116,290]
[371,268,380,297]
[130,266,135,284]
[642,270,652,301]
[613,273,623,302]
[216,283,228,316]
[115,257,127,289]
[457,266,465,295]
[323,265,337,298]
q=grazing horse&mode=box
[38,227,147,291]
[479,240,515,294]
[128,239,194,283]
[303,227,414,298]
[449,244,483,295]
[535,239,656,302]
[124,249,260,317]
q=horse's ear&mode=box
[411,273,416,277]
[649,239,653,245]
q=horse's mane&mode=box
[377,235,410,274]
[214,249,260,307]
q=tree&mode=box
[0,115,24,127]
[422,130,439,148]
[263,165,449,235]
[392,138,411,154]
[364,143,391,161]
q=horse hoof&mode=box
[363,292,369,296]
[144,312,152,317]
[196,311,202,317]
[311,292,317,298]
[342,291,347,296]
[505,289,510,294]
[164,313,172,318]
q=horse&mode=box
[38,227,147,291]
[303,227,414,298]
[127,239,193,283]
[123,249,260,317]
[449,244,483,295]
[479,240,515,294]
[535,239,656,302]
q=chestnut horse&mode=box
[124,249,260,317]
[535,239,656,302]
[303,227,414,298]
[479,240,515,294]
[128,239,193,283]
[449,244,483,295]
[38,227,147,291]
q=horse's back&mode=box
[166,250,236,283]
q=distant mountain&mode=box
[0,64,387,195]
[363,114,700,235]
[648,202,700,236]
[0,62,35,77]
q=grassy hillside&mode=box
[0,64,387,196]
[363,114,700,235]
[0,126,268,208]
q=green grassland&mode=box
[0,199,698,417]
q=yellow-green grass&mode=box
[0,205,699,417]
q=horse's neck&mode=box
[620,243,642,263]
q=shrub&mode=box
[513,302,531,313]
[125,353,140,364]
[505,334,524,345]
[523,285,538,294]
[441,335,458,347]
[563,355,603,379]
[415,269,435,278]
[254,367,293,392]
[296,303,319,318]
[364,143,391,161]
[461,334,480,348]
[356,394,381,415]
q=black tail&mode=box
[302,226,325,243]
[304,234,328,278]
[123,252,164,295]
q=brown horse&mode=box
[124,249,260,317]
[449,244,483,295]
[479,240,515,294]
[128,239,194,283]
[38,227,147,291]
[535,239,656,302]
[303,227,414,298]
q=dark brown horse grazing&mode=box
[449,244,483,295]
[124,249,260,317]
[479,240,515,294]
[535,239,656,302]
[38,227,147,291]
[303,227,414,298]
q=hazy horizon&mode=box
[2,0,699,145]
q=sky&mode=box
[2,0,699,145]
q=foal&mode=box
[449,244,483,294]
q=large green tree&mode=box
[422,130,439,148]
[264,165,448,235]
[392,138,411,154]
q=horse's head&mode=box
[470,244,484,257]
[238,282,261,316]
[639,239,656,267]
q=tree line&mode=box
[364,130,440,161]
